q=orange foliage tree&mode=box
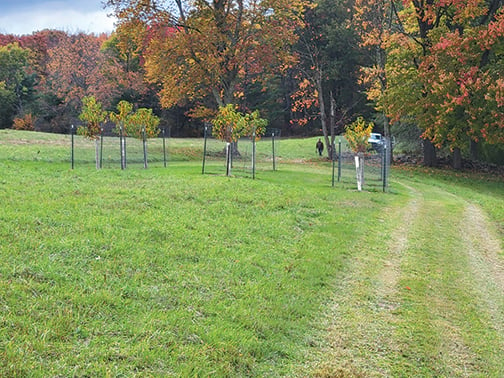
[355,0,504,167]
[106,0,309,117]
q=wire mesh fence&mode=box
[201,127,280,178]
[327,138,392,192]
[69,129,169,169]
[1,128,391,191]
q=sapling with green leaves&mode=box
[212,104,267,144]
[128,108,160,168]
[211,104,267,175]
[109,100,134,169]
[78,96,107,169]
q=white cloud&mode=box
[0,7,116,35]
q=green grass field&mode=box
[0,129,503,376]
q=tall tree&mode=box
[45,33,109,118]
[292,0,365,158]
[356,0,504,168]
[100,24,154,106]
[106,0,308,119]
[0,43,32,120]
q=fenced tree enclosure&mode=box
[202,126,280,178]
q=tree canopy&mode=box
[107,0,309,114]
[0,0,503,165]
[354,0,504,165]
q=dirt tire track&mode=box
[312,185,421,377]
[376,184,420,303]
[462,204,504,335]
[311,183,504,377]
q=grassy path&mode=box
[312,180,504,376]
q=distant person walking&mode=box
[316,138,324,156]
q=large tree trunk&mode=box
[423,139,437,167]
[470,139,478,161]
[453,147,462,170]
[316,70,331,159]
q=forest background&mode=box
[0,0,503,168]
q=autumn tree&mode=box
[109,100,134,133]
[212,104,267,144]
[106,0,308,120]
[78,96,107,169]
[414,2,504,166]
[0,82,15,128]
[100,23,154,106]
[292,0,365,158]
[211,103,267,174]
[44,33,112,127]
[128,107,161,168]
[109,100,134,169]
[345,116,373,191]
[0,43,33,126]
[128,108,160,138]
[356,0,504,168]
[352,0,404,166]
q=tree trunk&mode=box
[355,153,364,191]
[329,92,337,158]
[423,139,437,167]
[383,113,393,163]
[470,139,478,161]
[95,139,100,170]
[316,69,331,159]
[453,147,462,170]
[231,141,240,157]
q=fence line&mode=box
[1,129,391,191]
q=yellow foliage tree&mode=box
[345,116,373,154]
[107,0,309,116]
[211,104,267,143]
[345,116,374,191]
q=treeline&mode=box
[0,31,184,135]
[0,27,356,138]
[1,0,504,167]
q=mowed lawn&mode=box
[0,130,503,376]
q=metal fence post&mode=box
[163,128,167,168]
[332,142,336,187]
[272,132,276,171]
[202,125,208,174]
[71,124,74,170]
[383,139,388,192]
[252,131,256,180]
[338,138,342,182]
[100,127,104,169]
[142,127,148,169]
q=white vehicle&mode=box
[368,133,384,151]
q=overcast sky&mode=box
[0,0,117,35]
